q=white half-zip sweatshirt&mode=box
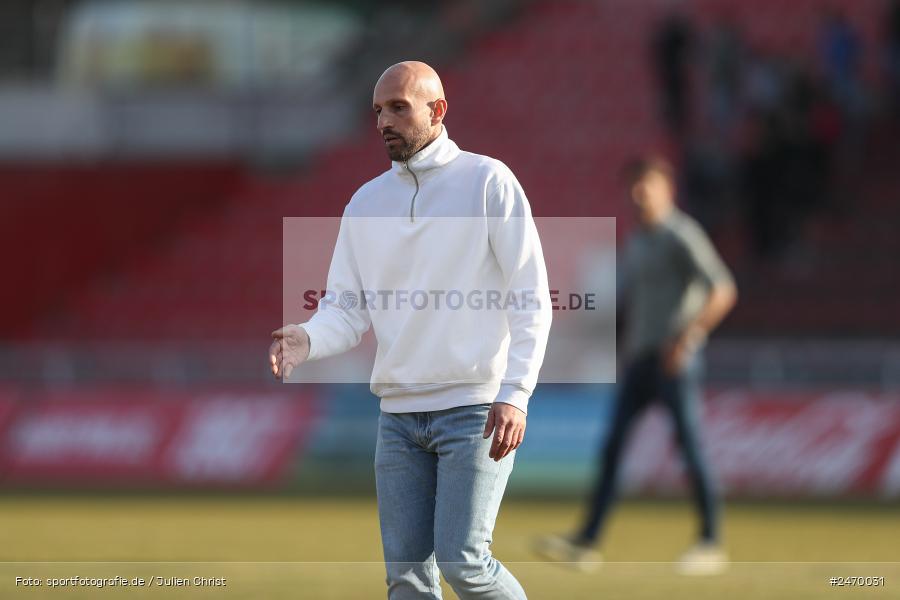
[298,126,552,414]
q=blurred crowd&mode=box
[653,2,900,261]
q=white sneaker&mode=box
[533,534,602,572]
[676,542,729,575]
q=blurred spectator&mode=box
[653,12,696,138]
[743,48,784,118]
[681,129,734,232]
[887,0,900,114]
[809,85,843,152]
[706,18,744,137]
[739,61,832,260]
[819,9,863,114]
[741,112,791,259]
[784,62,831,215]
[818,9,869,208]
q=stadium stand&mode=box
[9,0,896,354]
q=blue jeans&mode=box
[578,350,720,545]
[375,403,526,600]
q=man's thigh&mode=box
[430,404,514,560]
[375,411,439,563]
[606,354,659,443]
[659,350,705,434]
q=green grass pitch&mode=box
[1,496,897,599]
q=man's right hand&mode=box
[269,325,310,380]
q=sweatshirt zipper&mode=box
[405,162,420,223]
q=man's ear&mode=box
[430,98,448,125]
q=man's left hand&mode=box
[483,402,526,461]
[663,325,705,375]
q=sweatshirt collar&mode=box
[392,126,460,174]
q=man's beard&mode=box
[384,125,431,162]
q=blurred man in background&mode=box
[536,156,737,575]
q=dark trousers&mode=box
[578,350,719,545]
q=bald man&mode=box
[270,62,551,599]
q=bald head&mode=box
[376,61,445,102]
[373,61,447,162]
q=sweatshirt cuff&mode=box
[298,322,320,361]
[494,384,530,415]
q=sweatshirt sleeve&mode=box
[299,208,371,361]
[487,168,553,414]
